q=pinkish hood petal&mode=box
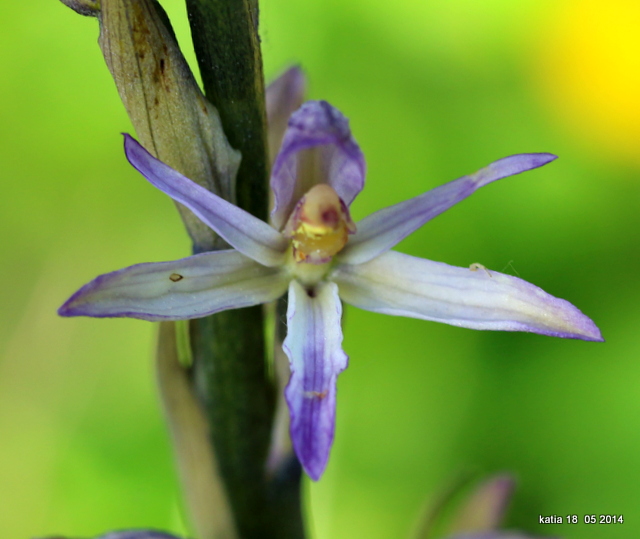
[270,100,365,230]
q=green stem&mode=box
[185,0,268,219]
[184,0,304,537]
[190,308,275,538]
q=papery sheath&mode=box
[283,280,348,480]
[340,154,556,265]
[270,101,366,230]
[94,0,241,249]
[332,251,602,341]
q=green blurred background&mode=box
[1,0,638,537]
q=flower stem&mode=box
[189,308,276,538]
[185,0,268,219]
[185,1,305,537]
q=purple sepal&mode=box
[266,66,306,164]
[36,532,186,539]
[447,534,556,539]
[270,101,366,230]
[340,153,557,265]
[96,532,185,539]
[283,280,348,480]
[124,134,288,267]
[58,250,289,321]
[332,251,603,341]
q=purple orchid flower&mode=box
[37,531,185,539]
[59,97,602,481]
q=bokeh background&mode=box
[1,0,639,537]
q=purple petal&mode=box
[332,251,603,341]
[124,134,288,267]
[36,532,184,539]
[270,100,366,230]
[283,280,348,480]
[95,532,184,539]
[339,154,557,265]
[447,534,554,539]
[266,66,306,165]
[58,250,289,321]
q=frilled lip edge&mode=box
[283,280,348,480]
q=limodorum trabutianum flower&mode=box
[59,92,603,480]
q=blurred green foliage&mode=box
[1,0,638,538]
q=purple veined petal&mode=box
[283,280,349,480]
[124,134,288,267]
[270,100,366,230]
[94,532,184,539]
[447,534,553,539]
[266,66,306,165]
[332,251,603,341]
[58,250,289,321]
[339,153,557,265]
[34,532,183,539]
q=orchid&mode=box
[59,99,602,480]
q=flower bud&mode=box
[447,475,515,534]
[265,66,306,165]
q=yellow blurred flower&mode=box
[536,0,640,165]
